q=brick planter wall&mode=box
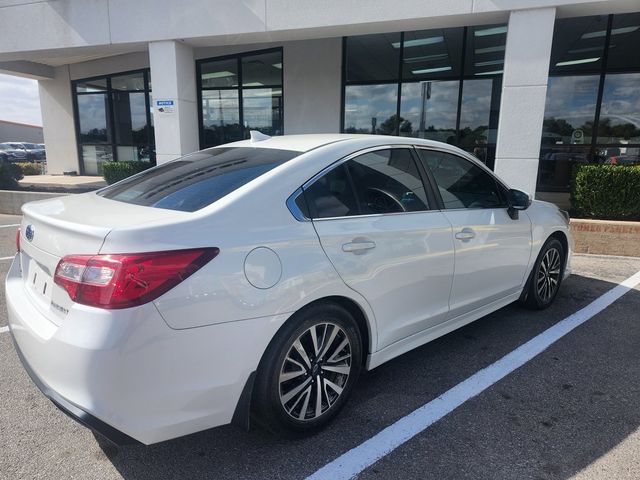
[570,219,640,257]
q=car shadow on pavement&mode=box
[97,273,640,480]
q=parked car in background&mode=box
[0,142,28,162]
[606,154,640,166]
[6,134,572,445]
[20,143,46,162]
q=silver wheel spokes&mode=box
[279,323,352,421]
[537,247,561,302]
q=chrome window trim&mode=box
[286,188,309,222]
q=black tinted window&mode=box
[303,164,358,218]
[347,149,429,214]
[418,150,504,209]
[99,147,299,212]
[303,149,430,218]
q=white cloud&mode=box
[0,74,42,126]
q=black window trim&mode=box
[287,144,442,222]
[414,145,510,211]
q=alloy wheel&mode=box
[537,247,561,302]
[278,322,352,421]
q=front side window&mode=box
[99,147,299,212]
[418,150,504,209]
[303,148,429,218]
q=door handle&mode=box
[342,240,376,253]
[455,228,476,241]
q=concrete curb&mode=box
[0,190,71,215]
[570,218,640,257]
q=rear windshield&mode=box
[98,147,300,212]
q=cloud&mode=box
[0,74,42,126]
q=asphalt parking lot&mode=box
[1,212,639,480]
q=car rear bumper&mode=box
[6,255,287,444]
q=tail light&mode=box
[54,248,219,309]
[16,228,20,252]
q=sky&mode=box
[0,73,42,126]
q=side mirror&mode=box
[507,189,531,219]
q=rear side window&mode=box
[99,147,300,212]
[417,150,505,209]
[302,148,430,218]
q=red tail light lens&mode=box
[16,228,20,252]
[54,248,219,309]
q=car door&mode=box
[416,148,532,318]
[301,146,455,350]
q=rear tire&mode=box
[253,303,362,435]
[521,237,565,310]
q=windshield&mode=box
[98,147,301,212]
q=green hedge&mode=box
[14,162,42,176]
[102,161,154,185]
[571,165,640,221]
[0,163,24,189]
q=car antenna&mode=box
[250,131,271,142]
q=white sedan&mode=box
[6,134,571,445]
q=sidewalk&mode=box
[19,175,106,192]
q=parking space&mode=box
[1,214,639,479]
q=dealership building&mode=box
[0,0,638,204]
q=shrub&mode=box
[14,162,42,176]
[571,165,640,221]
[0,163,24,189]
[102,161,154,185]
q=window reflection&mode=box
[399,81,459,142]
[345,33,401,83]
[74,70,153,175]
[77,94,109,143]
[542,76,599,145]
[402,28,463,81]
[597,73,640,145]
[199,49,283,147]
[344,84,398,135]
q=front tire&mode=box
[521,237,564,310]
[253,303,362,434]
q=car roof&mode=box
[220,133,464,153]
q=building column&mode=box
[148,41,199,165]
[38,66,80,174]
[494,8,556,197]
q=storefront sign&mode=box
[155,99,175,114]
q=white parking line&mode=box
[0,224,20,228]
[0,256,15,261]
[0,326,8,334]
[308,270,640,480]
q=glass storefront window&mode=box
[539,12,640,192]
[399,80,459,142]
[538,146,593,191]
[74,69,153,175]
[345,33,401,83]
[458,79,495,161]
[242,88,282,136]
[401,28,463,81]
[465,24,508,76]
[344,84,398,135]
[597,73,640,145]
[198,48,283,148]
[202,89,242,146]
[343,24,506,167]
[81,145,113,175]
[549,16,607,75]
[77,94,109,143]
[541,75,599,146]
[599,13,640,71]
[201,58,238,88]
[241,51,282,86]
